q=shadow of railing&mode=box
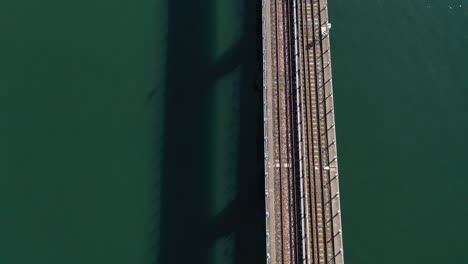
[157,0,264,263]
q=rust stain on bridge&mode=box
[263,0,344,263]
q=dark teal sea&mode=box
[0,0,466,264]
[330,1,468,263]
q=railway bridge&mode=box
[262,0,344,263]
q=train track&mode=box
[263,0,344,263]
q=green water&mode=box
[330,0,468,263]
[0,0,160,262]
[1,0,467,263]
[0,0,263,264]
[157,1,263,264]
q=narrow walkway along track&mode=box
[263,0,344,263]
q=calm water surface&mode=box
[0,0,263,263]
[330,1,468,263]
[1,0,160,263]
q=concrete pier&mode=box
[262,0,344,263]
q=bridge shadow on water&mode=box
[157,0,264,264]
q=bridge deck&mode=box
[263,0,344,263]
